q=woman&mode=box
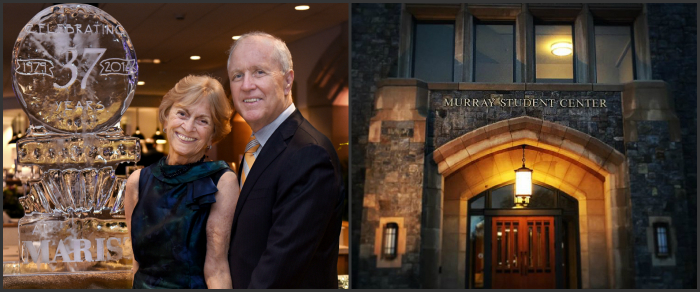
[125,75,238,289]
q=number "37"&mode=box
[53,48,107,90]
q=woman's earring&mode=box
[207,145,212,150]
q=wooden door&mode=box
[492,216,555,289]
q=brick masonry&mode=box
[350,3,402,288]
[646,4,697,288]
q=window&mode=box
[382,222,399,259]
[595,25,635,83]
[474,23,515,82]
[653,222,671,257]
[535,24,574,83]
[412,21,455,82]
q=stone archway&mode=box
[431,116,631,289]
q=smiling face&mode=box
[163,99,214,164]
[227,36,294,132]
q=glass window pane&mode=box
[475,24,514,82]
[413,22,454,82]
[470,193,486,209]
[491,184,515,209]
[535,25,574,83]
[595,26,634,83]
[528,184,556,208]
[469,216,485,288]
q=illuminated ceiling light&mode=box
[153,127,167,144]
[514,145,533,208]
[153,59,161,64]
[295,5,310,11]
[232,35,241,40]
[137,81,145,86]
[551,42,573,56]
[190,56,201,60]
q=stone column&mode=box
[359,79,428,288]
[622,80,689,288]
[515,4,535,83]
[574,4,596,83]
[454,4,473,82]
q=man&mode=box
[226,32,345,288]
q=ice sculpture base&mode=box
[3,265,132,289]
[16,214,132,274]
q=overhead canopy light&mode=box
[190,56,201,60]
[295,5,310,11]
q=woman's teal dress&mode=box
[131,158,231,289]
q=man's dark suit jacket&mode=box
[229,109,344,288]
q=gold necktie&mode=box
[240,135,260,189]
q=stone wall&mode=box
[626,120,689,288]
[646,4,697,288]
[350,3,402,288]
[428,89,624,152]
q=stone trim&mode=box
[621,80,681,142]
[433,116,625,178]
[646,216,677,267]
[374,217,408,268]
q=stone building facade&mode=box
[351,3,696,289]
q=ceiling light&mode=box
[190,56,201,60]
[137,81,145,86]
[232,35,241,40]
[551,42,573,56]
[295,5,310,11]
[153,59,161,64]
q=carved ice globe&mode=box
[12,3,138,133]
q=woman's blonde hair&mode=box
[158,75,233,144]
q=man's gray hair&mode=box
[227,31,293,73]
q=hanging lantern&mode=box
[152,127,166,145]
[382,222,399,260]
[132,108,145,139]
[514,145,533,208]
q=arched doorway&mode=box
[431,116,630,289]
[466,182,581,289]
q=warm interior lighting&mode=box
[190,56,201,60]
[137,81,145,86]
[295,5,310,10]
[514,145,533,207]
[232,35,241,40]
[153,59,160,64]
[551,42,573,56]
[153,127,167,144]
[382,222,398,260]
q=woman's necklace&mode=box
[160,156,205,178]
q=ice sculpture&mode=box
[10,4,139,273]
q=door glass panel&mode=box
[537,223,542,268]
[505,222,510,267]
[469,216,485,288]
[513,223,519,268]
[497,223,502,266]
[528,224,533,268]
[545,223,550,268]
